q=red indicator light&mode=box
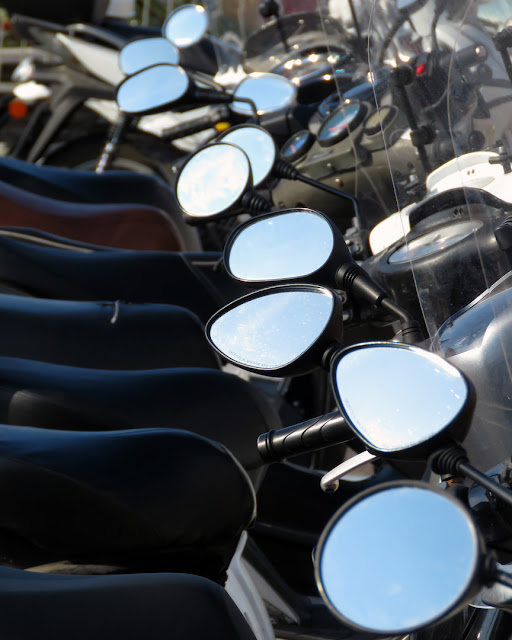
[415,63,427,76]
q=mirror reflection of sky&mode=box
[164,6,208,47]
[210,290,333,369]
[119,38,179,75]
[229,211,334,281]
[335,346,468,451]
[220,128,275,186]
[233,75,296,115]
[177,144,250,217]
[117,65,188,114]
[319,486,478,633]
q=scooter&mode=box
[4,3,238,167]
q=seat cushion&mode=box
[0,294,219,369]
[0,425,255,580]
[0,568,257,640]
[0,358,280,471]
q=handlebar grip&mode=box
[450,44,488,70]
[257,411,354,464]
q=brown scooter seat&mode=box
[0,179,185,251]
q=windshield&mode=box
[363,0,512,471]
[207,0,512,470]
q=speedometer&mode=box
[281,130,315,162]
[317,101,368,147]
[388,221,484,263]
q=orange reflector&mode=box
[8,99,29,119]
[215,122,230,132]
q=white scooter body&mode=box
[370,151,512,255]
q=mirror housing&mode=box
[216,124,277,187]
[316,481,486,635]
[206,284,344,377]
[176,142,254,223]
[224,208,353,287]
[331,342,475,459]
[119,37,179,75]
[232,73,297,116]
[163,4,209,48]
[116,64,232,117]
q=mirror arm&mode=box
[431,447,512,509]
[274,159,360,216]
[96,113,133,174]
[335,263,424,344]
[189,70,221,89]
[193,87,233,105]
[379,298,424,344]
[321,451,378,493]
[231,97,260,124]
[257,410,354,464]
[494,28,512,87]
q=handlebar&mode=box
[438,44,488,73]
[257,411,354,463]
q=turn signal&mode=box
[8,99,29,119]
[215,121,230,132]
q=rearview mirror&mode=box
[232,73,297,116]
[176,143,252,220]
[119,37,179,75]
[217,125,276,187]
[206,284,343,376]
[316,482,484,634]
[163,4,209,47]
[225,208,352,285]
[116,64,190,115]
[331,342,473,458]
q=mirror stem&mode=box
[232,97,260,124]
[274,159,360,217]
[431,447,512,509]
[335,263,424,343]
[493,28,512,88]
[96,113,132,174]
[379,298,424,344]
[347,0,364,58]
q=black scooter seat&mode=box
[0,425,255,580]
[0,229,227,322]
[0,157,175,213]
[0,568,256,640]
[0,357,280,472]
[0,293,219,370]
